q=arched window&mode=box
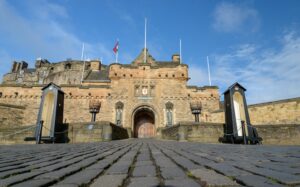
[165,102,174,126]
[115,101,124,126]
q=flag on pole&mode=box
[113,41,119,54]
[113,40,119,63]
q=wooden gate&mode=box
[133,108,155,138]
[137,122,155,138]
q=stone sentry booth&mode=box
[222,82,262,144]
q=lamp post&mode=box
[190,101,202,123]
[89,100,101,122]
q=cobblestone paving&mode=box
[0,139,300,187]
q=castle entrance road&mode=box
[0,139,300,187]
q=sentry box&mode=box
[222,82,262,144]
[25,83,64,143]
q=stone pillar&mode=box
[126,128,132,138]
[178,125,187,141]
[102,124,112,141]
[156,128,162,139]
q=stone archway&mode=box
[133,107,155,138]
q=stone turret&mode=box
[11,61,28,73]
[172,54,180,63]
[35,58,50,68]
[90,60,101,71]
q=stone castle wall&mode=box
[210,97,300,125]
[0,82,219,130]
[160,123,300,145]
[3,59,105,86]
[0,103,25,127]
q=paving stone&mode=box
[0,167,31,178]
[153,156,177,168]
[206,162,251,177]
[132,165,156,177]
[137,154,151,161]
[0,171,42,186]
[90,174,127,187]
[51,184,78,187]
[160,167,186,179]
[135,161,153,166]
[128,177,160,187]
[190,168,239,186]
[86,160,111,170]
[169,155,201,170]
[235,164,300,185]
[13,178,55,187]
[235,174,285,187]
[106,164,130,174]
[164,178,201,187]
[57,169,102,186]
[35,165,82,180]
[256,162,300,175]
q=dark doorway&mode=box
[134,108,155,138]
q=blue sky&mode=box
[1,0,300,104]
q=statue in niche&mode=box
[115,101,124,126]
[116,108,122,126]
[165,102,174,126]
[166,109,173,126]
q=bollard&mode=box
[102,124,112,141]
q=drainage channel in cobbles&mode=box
[0,139,300,187]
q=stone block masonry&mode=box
[0,122,128,145]
[0,139,299,186]
[0,103,25,127]
[210,97,300,125]
[161,122,300,145]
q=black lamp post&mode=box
[190,101,202,122]
[89,100,101,122]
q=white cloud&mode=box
[188,65,210,86]
[0,0,113,81]
[212,2,260,33]
[209,32,300,104]
[188,32,300,104]
[0,50,13,81]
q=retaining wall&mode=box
[161,122,300,145]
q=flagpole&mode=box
[207,56,212,86]
[80,43,85,85]
[179,39,182,64]
[81,55,86,85]
[144,18,147,63]
[81,43,85,60]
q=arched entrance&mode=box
[133,107,155,138]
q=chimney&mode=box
[172,54,180,63]
[90,60,101,71]
[21,61,28,70]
